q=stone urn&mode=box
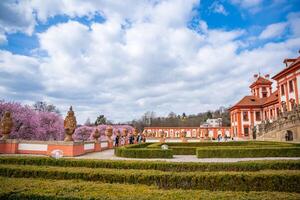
[0,111,13,140]
[133,128,138,137]
[122,128,128,137]
[64,106,77,142]
[180,131,187,142]
[92,128,100,142]
[105,125,113,141]
[159,130,165,143]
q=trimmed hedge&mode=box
[2,177,299,200]
[170,147,196,155]
[115,147,173,158]
[145,141,298,157]
[197,147,300,158]
[156,141,297,147]
[0,164,299,192]
[1,157,300,172]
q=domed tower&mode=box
[250,74,272,98]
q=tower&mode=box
[250,74,272,98]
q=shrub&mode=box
[196,146,300,158]
[0,164,299,192]
[115,147,173,158]
[1,157,300,172]
[1,177,299,200]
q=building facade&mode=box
[230,53,300,138]
[144,127,231,139]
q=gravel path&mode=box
[75,149,300,163]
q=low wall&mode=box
[0,139,111,157]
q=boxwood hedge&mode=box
[115,147,173,158]
[1,157,300,172]
[2,177,299,200]
[0,164,299,192]
[196,146,300,158]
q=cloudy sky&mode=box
[0,0,299,123]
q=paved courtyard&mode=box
[75,149,300,162]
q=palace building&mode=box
[230,52,300,138]
[144,127,231,140]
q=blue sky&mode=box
[0,0,300,123]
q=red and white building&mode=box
[230,53,300,138]
[144,127,231,139]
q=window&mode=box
[243,111,249,121]
[262,92,267,98]
[255,111,261,121]
[244,127,249,137]
[281,85,285,96]
[289,80,294,92]
[262,87,266,91]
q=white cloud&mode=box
[210,2,228,16]
[0,1,35,35]
[0,31,6,44]
[0,0,300,124]
[230,0,263,9]
[259,22,287,39]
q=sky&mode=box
[0,0,300,124]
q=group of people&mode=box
[114,132,146,147]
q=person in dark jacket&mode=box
[115,135,119,147]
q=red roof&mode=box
[229,90,279,111]
[249,76,272,88]
[272,56,300,80]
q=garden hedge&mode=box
[2,177,299,200]
[0,164,299,192]
[114,143,173,158]
[1,157,300,172]
[196,146,300,158]
[115,147,173,158]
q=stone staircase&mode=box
[256,109,300,142]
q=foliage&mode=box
[115,143,173,158]
[1,177,299,200]
[73,124,134,141]
[0,164,299,192]
[196,146,300,158]
[32,101,60,114]
[115,147,173,158]
[0,100,64,140]
[0,157,300,172]
[132,107,231,130]
[95,115,107,125]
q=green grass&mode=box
[1,177,299,200]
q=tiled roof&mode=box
[230,90,278,110]
[272,56,300,80]
[249,76,272,88]
[263,90,279,106]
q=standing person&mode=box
[121,136,125,146]
[129,134,134,144]
[142,134,146,143]
[115,134,119,147]
[137,133,142,143]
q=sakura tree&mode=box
[0,100,64,140]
